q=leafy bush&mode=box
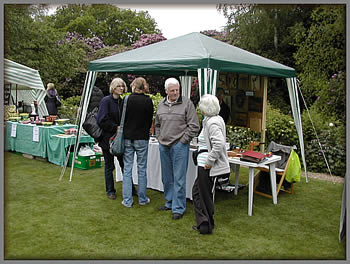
[302,105,346,176]
[226,125,261,150]
[148,93,163,120]
[59,96,81,123]
[265,103,299,147]
[225,103,298,150]
[305,126,346,177]
[315,71,346,123]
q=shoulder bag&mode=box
[82,106,102,140]
[109,95,128,156]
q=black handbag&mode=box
[192,149,208,166]
[82,107,102,140]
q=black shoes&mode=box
[172,213,183,220]
[192,222,212,234]
[158,206,183,220]
[107,193,116,200]
[158,206,171,211]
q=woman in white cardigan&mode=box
[192,94,230,234]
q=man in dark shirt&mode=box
[216,88,230,124]
[121,77,154,208]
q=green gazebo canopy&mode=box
[66,32,307,183]
[89,32,296,78]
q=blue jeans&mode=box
[122,139,149,206]
[159,141,189,214]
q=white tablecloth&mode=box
[115,141,197,199]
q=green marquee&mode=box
[66,32,307,182]
[88,32,296,78]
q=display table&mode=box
[5,121,94,166]
[229,155,281,216]
[115,141,197,199]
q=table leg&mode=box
[248,167,255,216]
[234,164,240,196]
[269,163,278,204]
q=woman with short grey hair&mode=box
[192,94,230,234]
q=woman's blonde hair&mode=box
[199,94,220,117]
[109,78,127,94]
[47,83,55,90]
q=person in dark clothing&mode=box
[215,88,233,189]
[121,77,154,208]
[216,88,230,124]
[96,77,127,200]
[44,83,61,115]
[87,86,104,113]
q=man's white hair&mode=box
[199,94,221,117]
[164,77,179,91]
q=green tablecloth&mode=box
[5,121,95,166]
[48,134,94,166]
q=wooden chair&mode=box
[253,142,296,199]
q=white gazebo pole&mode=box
[261,77,268,153]
[197,69,202,98]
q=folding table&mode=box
[229,155,282,216]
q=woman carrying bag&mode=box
[192,94,230,234]
[96,78,136,200]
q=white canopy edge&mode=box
[4,59,46,91]
[180,76,193,98]
[9,88,48,117]
[5,59,48,117]
[65,71,97,182]
[286,77,308,182]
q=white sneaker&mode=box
[121,200,132,208]
[139,197,150,206]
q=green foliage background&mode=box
[4,4,346,175]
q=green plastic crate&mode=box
[68,152,102,169]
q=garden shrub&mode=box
[265,103,299,147]
[302,105,346,176]
[226,103,298,150]
[59,96,81,122]
[226,125,261,150]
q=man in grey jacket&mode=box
[155,77,200,220]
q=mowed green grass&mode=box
[4,152,345,260]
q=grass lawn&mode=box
[4,151,345,260]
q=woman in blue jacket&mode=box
[96,78,127,200]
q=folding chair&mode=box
[253,141,299,199]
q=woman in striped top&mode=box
[192,94,230,235]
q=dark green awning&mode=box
[89,32,296,78]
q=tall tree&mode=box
[52,4,159,46]
[292,5,346,112]
[4,4,88,98]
